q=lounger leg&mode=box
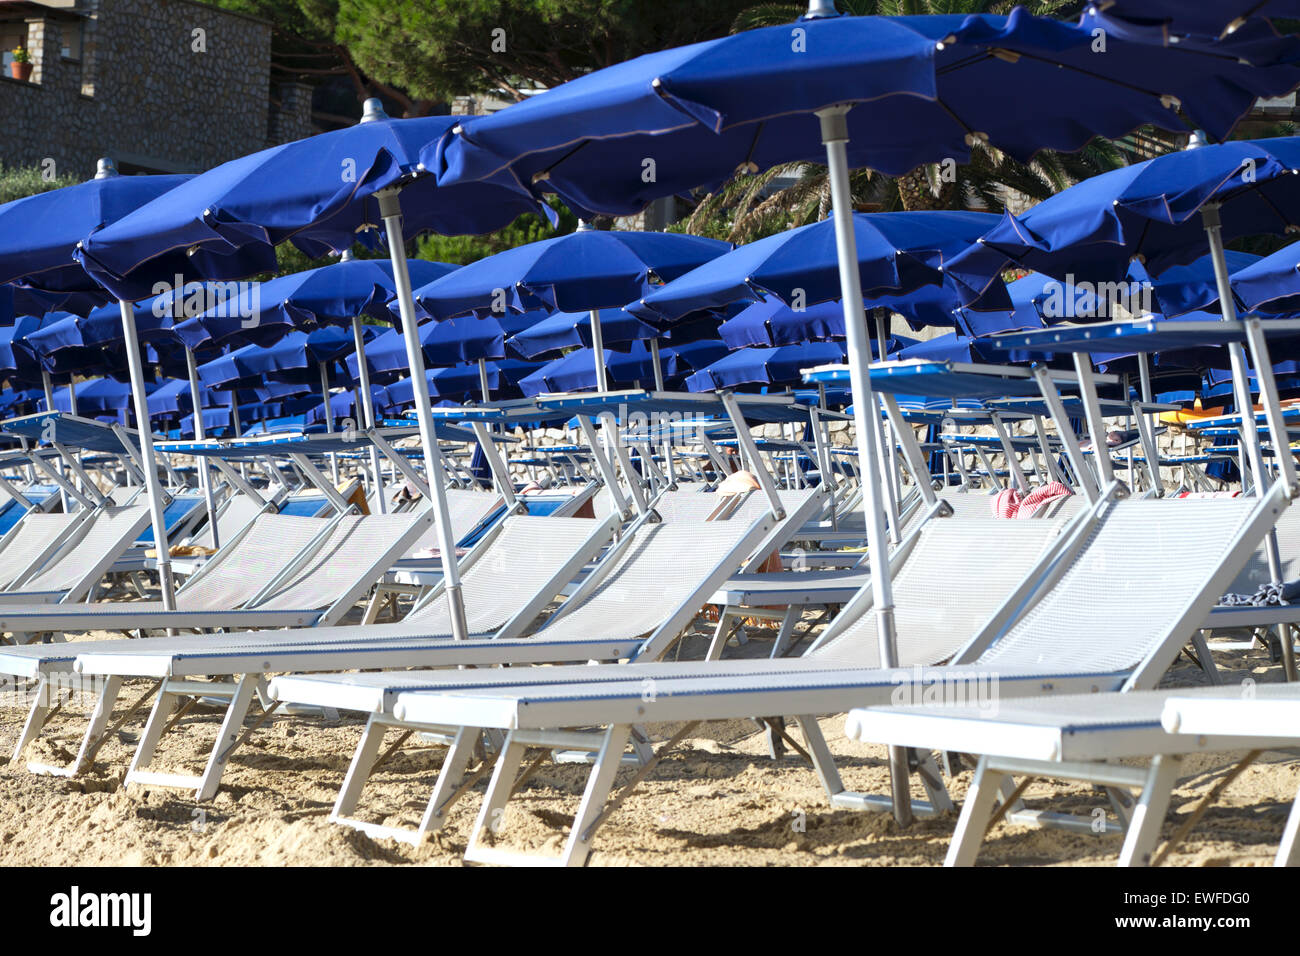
[793,715,846,801]
[1190,631,1222,685]
[916,750,955,813]
[128,684,177,774]
[945,757,1008,867]
[466,730,530,861]
[64,675,122,776]
[769,607,799,659]
[418,726,479,837]
[331,715,390,820]
[1118,755,1181,867]
[559,723,632,868]
[194,674,256,801]
[1276,786,1300,867]
[9,678,50,765]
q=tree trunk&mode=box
[896,165,957,211]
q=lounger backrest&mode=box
[939,492,999,521]
[175,513,330,611]
[0,512,78,588]
[536,517,760,644]
[255,511,430,611]
[405,515,604,635]
[403,490,501,557]
[812,517,1064,668]
[978,498,1262,675]
[19,504,150,592]
[1228,499,1300,592]
[654,491,735,522]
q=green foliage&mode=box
[0,163,81,206]
[414,198,578,264]
[335,0,756,103]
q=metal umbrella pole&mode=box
[817,103,911,825]
[185,347,221,547]
[376,186,469,641]
[118,298,176,610]
[351,315,387,513]
[319,359,341,484]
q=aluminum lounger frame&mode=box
[318,483,1287,864]
[61,512,627,799]
[268,495,1071,849]
[843,684,1300,867]
[0,510,434,780]
[0,510,89,591]
[0,503,153,612]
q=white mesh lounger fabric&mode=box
[308,490,1285,864]
[0,511,85,590]
[0,504,152,608]
[0,511,435,785]
[0,512,331,640]
[844,683,1300,867]
[44,514,620,798]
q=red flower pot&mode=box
[9,61,33,81]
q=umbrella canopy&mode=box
[74,115,544,302]
[191,257,460,350]
[515,340,721,395]
[409,229,732,319]
[51,376,151,424]
[509,307,664,358]
[0,165,190,307]
[430,10,1300,220]
[950,137,1300,304]
[1223,243,1300,315]
[634,211,1005,322]
[198,327,367,390]
[685,341,850,392]
[1097,1,1300,37]
[718,299,845,350]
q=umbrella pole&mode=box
[319,360,340,485]
[118,298,176,610]
[1203,205,1283,582]
[185,347,220,549]
[68,378,77,417]
[477,358,492,402]
[649,339,665,391]
[42,371,70,513]
[352,316,387,514]
[589,310,609,391]
[818,104,909,825]
[377,187,469,641]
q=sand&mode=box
[0,618,1295,867]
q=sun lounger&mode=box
[0,510,433,775]
[0,510,86,591]
[843,683,1300,866]
[284,488,1284,863]
[70,498,783,802]
[0,503,152,608]
[265,505,1069,847]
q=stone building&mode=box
[0,0,313,178]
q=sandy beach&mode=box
[0,619,1293,868]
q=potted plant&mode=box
[10,46,32,82]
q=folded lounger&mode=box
[844,682,1300,867]
[275,488,1284,864]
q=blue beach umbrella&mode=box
[74,105,553,637]
[950,137,1300,305]
[431,10,1300,220]
[634,211,1006,322]
[718,299,845,350]
[0,162,191,308]
[1097,1,1300,37]
[685,341,852,392]
[410,227,731,390]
